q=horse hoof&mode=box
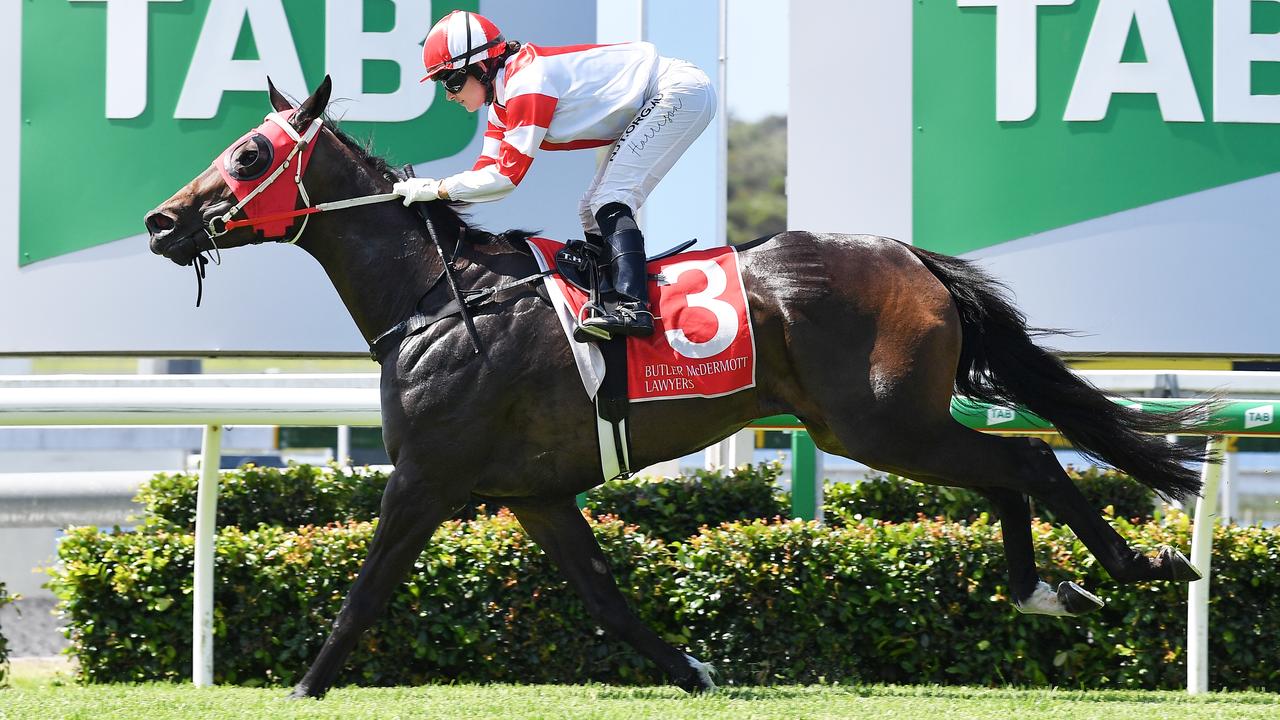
[1057,581,1104,615]
[286,686,319,701]
[677,653,718,694]
[1160,546,1202,581]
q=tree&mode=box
[727,114,786,246]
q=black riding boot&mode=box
[581,204,653,338]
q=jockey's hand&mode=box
[392,178,443,206]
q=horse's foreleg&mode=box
[507,498,716,693]
[289,469,465,699]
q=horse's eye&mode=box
[226,134,274,182]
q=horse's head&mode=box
[144,76,333,266]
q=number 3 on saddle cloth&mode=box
[526,238,757,481]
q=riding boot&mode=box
[581,225,654,338]
[584,232,614,298]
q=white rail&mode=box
[0,382,382,687]
[1188,437,1228,695]
[0,386,380,426]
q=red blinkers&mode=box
[214,110,320,238]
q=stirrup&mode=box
[582,303,654,338]
[573,302,612,343]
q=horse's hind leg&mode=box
[858,454,1070,613]
[506,497,716,693]
[848,422,1196,600]
[972,486,1103,616]
[1008,436,1200,583]
[778,314,1099,611]
[289,467,468,698]
[799,387,1167,612]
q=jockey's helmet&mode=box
[421,11,508,84]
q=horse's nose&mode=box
[145,209,181,255]
[145,209,177,237]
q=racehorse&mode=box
[144,77,1209,697]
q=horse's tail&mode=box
[902,242,1212,502]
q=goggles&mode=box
[438,67,471,94]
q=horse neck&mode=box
[295,139,461,344]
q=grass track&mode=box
[2,675,1277,720]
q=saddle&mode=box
[552,237,698,295]
[551,236,697,479]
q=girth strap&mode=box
[368,266,555,363]
[369,296,461,362]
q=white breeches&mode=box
[578,59,717,234]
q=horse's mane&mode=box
[325,118,538,252]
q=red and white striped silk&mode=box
[442,42,663,203]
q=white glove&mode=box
[392,177,443,206]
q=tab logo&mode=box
[987,406,1017,425]
[1245,405,1274,430]
[914,0,1280,255]
[20,0,479,265]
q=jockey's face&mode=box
[446,74,486,113]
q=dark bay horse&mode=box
[144,78,1208,697]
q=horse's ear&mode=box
[295,75,332,127]
[266,77,294,113]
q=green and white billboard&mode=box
[0,1,596,354]
[915,0,1280,255]
[20,0,482,266]
[790,0,1280,357]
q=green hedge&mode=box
[50,511,1280,690]
[825,467,1156,526]
[584,463,789,541]
[0,581,12,686]
[136,464,389,531]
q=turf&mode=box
[2,674,1277,720]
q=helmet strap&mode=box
[475,63,496,105]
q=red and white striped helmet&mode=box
[421,11,507,82]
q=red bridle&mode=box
[205,111,397,243]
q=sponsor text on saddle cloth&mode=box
[527,238,756,401]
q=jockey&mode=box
[392,10,716,340]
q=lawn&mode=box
[2,661,1277,720]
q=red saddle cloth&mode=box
[527,238,756,402]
